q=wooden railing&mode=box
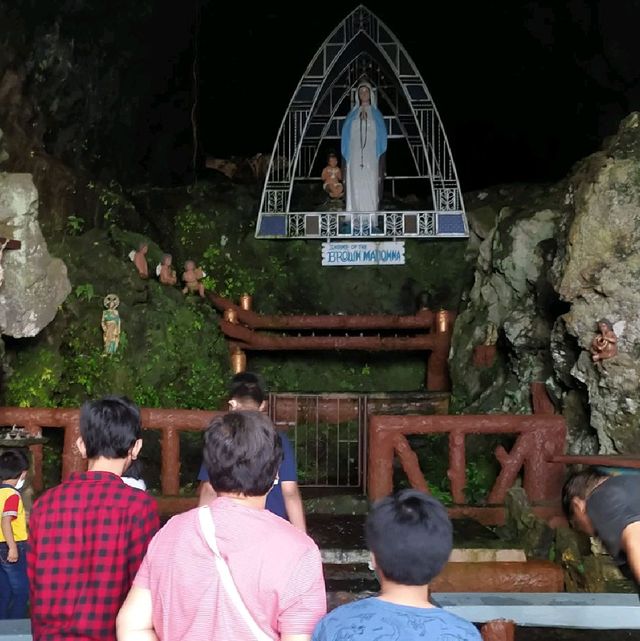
[367,411,566,525]
[0,407,223,513]
[1,389,568,523]
[209,293,455,392]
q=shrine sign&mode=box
[322,241,405,266]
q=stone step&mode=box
[323,559,565,610]
[308,512,527,566]
[324,563,378,594]
[320,547,526,564]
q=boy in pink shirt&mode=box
[117,411,326,641]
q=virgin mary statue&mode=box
[340,81,388,212]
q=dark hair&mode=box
[597,319,613,330]
[0,450,29,482]
[327,150,338,159]
[203,411,282,496]
[80,396,142,459]
[365,489,453,585]
[562,467,609,519]
[229,372,265,406]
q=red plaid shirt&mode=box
[27,471,159,641]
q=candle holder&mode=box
[239,293,252,311]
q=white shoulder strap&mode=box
[198,506,274,641]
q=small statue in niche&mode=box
[128,242,149,279]
[473,322,498,368]
[590,318,621,362]
[182,260,206,298]
[321,151,344,199]
[156,253,177,286]
[484,322,498,346]
[101,294,121,355]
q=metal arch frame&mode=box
[306,61,423,180]
[256,5,468,239]
[294,46,440,203]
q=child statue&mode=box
[321,151,344,199]
[101,294,121,355]
[590,318,618,362]
[156,253,177,286]
[182,260,206,298]
[128,242,149,279]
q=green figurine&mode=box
[101,294,121,355]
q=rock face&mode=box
[553,113,640,454]
[452,113,640,454]
[0,173,70,337]
[449,183,570,416]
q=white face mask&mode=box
[15,478,25,490]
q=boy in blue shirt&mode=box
[312,489,481,641]
[197,372,306,532]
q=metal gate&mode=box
[268,394,367,489]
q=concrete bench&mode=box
[432,592,640,630]
[3,593,639,639]
[0,620,31,641]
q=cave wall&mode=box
[452,114,640,454]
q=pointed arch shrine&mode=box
[255,5,468,240]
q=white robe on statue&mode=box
[341,82,388,215]
[346,106,379,212]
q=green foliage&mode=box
[66,215,85,235]
[47,297,228,409]
[133,305,227,409]
[252,352,423,394]
[465,460,498,505]
[294,420,359,485]
[201,245,258,299]
[4,180,478,495]
[5,230,230,409]
[5,348,62,408]
[95,181,136,227]
[175,204,213,249]
[398,434,500,507]
[42,429,64,488]
[74,283,95,302]
[429,485,454,506]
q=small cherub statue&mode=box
[182,260,206,298]
[101,294,121,355]
[156,253,177,286]
[128,242,149,279]
[321,151,344,199]
[590,318,618,362]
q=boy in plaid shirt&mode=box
[28,396,159,640]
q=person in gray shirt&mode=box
[563,467,640,588]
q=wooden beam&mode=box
[209,292,436,330]
[551,455,640,469]
[219,319,437,351]
[0,237,21,250]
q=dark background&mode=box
[197,0,640,190]
[4,0,640,189]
